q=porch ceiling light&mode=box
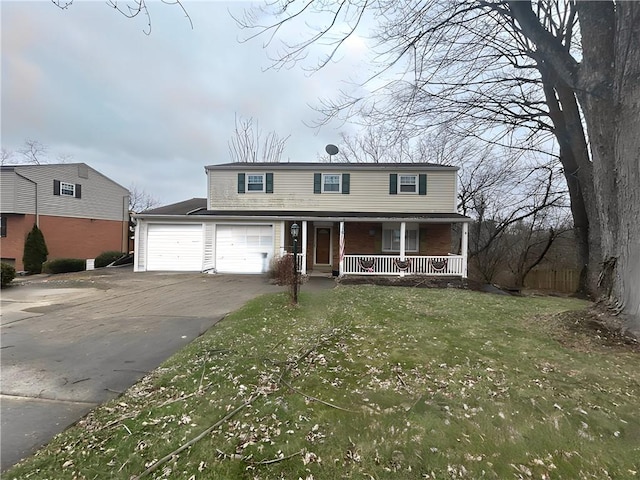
[291,222,300,239]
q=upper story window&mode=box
[247,174,265,192]
[313,173,350,194]
[1,216,7,237]
[237,173,274,194]
[399,175,417,193]
[323,174,341,192]
[53,180,82,198]
[60,182,76,196]
[390,173,427,195]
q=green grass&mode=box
[7,286,640,479]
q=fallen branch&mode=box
[252,449,304,465]
[132,395,257,479]
[280,378,358,413]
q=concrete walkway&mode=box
[0,268,335,471]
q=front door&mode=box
[315,227,332,265]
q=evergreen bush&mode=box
[22,224,48,274]
[42,258,86,274]
[95,251,125,268]
[1,262,16,288]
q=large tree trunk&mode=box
[577,2,640,333]
[540,70,600,296]
[611,3,640,333]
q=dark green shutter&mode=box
[313,173,322,194]
[266,173,274,193]
[54,179,61,195]
[419,174,427,195]
[342,173,350,194]
[75,184,82,199]
[237,173,245,194]
[389,174,398,194]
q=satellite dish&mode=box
[325,144,339,156]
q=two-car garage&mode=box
[141,223,274,273]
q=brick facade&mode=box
[293,221,454,271]
[0,214,128,271]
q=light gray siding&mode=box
[0,170,36,213]
[208,168,457,213]
[1,164,129,221]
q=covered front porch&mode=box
[281,216,470,278]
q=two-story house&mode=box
[133,162,471,277]
[0,163,130,271]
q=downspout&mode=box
[123,195,130,253]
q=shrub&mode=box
[1,262,16,288]
[22,224,48,274]
[42,258,86,274]
[268,254,305,294]
[95,251,125,268]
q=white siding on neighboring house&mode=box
[146,224,203,271]
[208,168,457,213]
[215,224,273,274]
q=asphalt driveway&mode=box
[0,268,331,472]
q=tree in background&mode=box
[1,140,73,165]
[228,115,290,163]
[129,184,160,213]
[238,0,640,332]
[23,224,48,274]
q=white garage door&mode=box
[216,225,273,274]
[147,224,203,271]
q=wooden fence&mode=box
[524,269,579,293]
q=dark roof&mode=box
[141,198,207,215]
[205,161,457,171]
[136,208,469,222]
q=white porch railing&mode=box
[295,253,305,273]
[342,255,465,277]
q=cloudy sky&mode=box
[1,1,373,206]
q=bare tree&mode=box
[51,0,192,35]
[2,140,75,165]
[18,139,48,165]
[129,184,160,213]
[228,114,290,163]
[238,0,640,332]
[1,148,13,166]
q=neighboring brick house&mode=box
[133,162,471,278]
[1,163,130,271]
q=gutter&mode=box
[132,213,473,224]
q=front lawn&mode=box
[8,286,639,479]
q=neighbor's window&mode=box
[382,224,419,252]
[323,174,341,192]
[399,174,417,193]
[1,216,6,237]
[247,174,265,192]
[60,182,76,197]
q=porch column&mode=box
[279,222,286,256]
[301,220,308,275]
[461,222,469,278]
[399,222,406,278]
[339,221,345,276]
